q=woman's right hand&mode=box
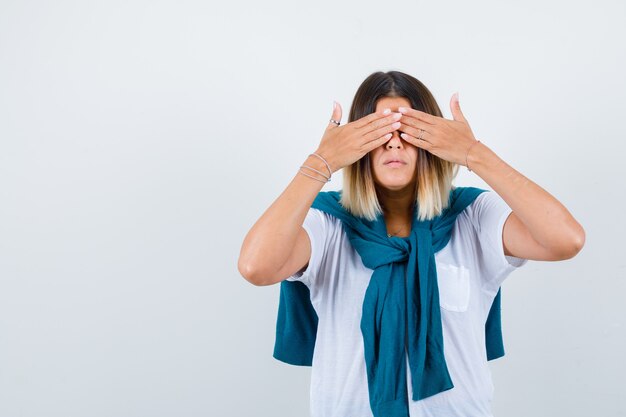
[314,101,403,173]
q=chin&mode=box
[375,178,415,191]
[383,184,412,191]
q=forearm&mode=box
[467,142,585,253]
[238,154,331,281]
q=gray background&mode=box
[1,0,624,416]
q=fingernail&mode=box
[398,107,406,113]
[454,92,459,101]
[333,100,337,111]
[383,108,391,114]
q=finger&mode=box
[362,132,394,153]
[398,123,434,144]
[449,92,467,123]
[400,129,430,143]
[398,107,438,125]
[400,131,432,151]
[352,107,393,129]
[362,118,402,143]
[360,111,403,137]
[398,116,432,134]
[327,100,343,128]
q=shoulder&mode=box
[308,207,341,226]
[301,207,343,241]
[452,190,510,255]
[461,190,507,228]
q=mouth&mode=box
[384,160,406,166]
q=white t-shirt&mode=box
[286,190,528,417]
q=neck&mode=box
[377,185,415,220]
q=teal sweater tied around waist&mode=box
[273,186,506,417]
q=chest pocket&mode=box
[436,262,471,312]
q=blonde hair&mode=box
[339,71,459,221]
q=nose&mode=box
[386,130,404,149]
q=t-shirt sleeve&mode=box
[468,190,528,292]
[285,207,328,289]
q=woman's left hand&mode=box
[397,93,479,167]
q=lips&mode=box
[384,159,406,165]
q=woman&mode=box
[238,71,585,417]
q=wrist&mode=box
[466,141,499,173]
[310,151,335,175]
[300,153,332,183]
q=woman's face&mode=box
[370,96,418,191]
